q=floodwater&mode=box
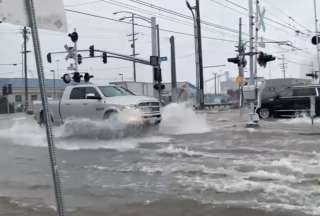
[0,103,319,216]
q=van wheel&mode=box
[258,108,271,120]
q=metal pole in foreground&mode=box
[314,0,320,83]
[170,36,178,103]
[132,14,137,82]
[151,17,158,97]
[247,0,259,127]
[23,26,29,112]
[25,0,65,216]
[196,0,205,109]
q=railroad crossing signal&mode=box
[257,52,276,67]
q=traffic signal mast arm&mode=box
[47,48,153,66]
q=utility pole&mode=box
[238,17,245,108]
[214,73,217,95]
[249,0,255,86]
[314,0,320,83]
[254,0,260,78]
[22,26,29,112]
[170,36,178,103]
[186,0,204,109]
[151,17,158,98]
[280,54,287,80]
[131,14,137,82]
[247,0,259,127]
[196,0,204,109]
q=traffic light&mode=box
[153,67,162,83]
[89,45,95,57]
[47,53,52,63]
[306,72,318,79]
[84,73,94,82]
[68,31,79,43]
[77,54,82,65]
[312,35,320,45]
[102,52,107,64]
[227,56,240,65]
[257,52,276,67]
[150,56,160,66]
[154,83,165,90]
[227,56,247,67]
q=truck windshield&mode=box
[98,86,134,97]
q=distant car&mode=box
[257,85,320,119]
[33,83,161,126]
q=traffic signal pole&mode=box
[23,26,29,112]
[132,14,137,82]
[313,0,320,83]
[247,0,259,127]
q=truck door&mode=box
[82,87,103,120]
[61,87,86,119]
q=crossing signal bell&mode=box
[227,56,247,67]
[306,72,318,79]
[311,35,320,45]
[257,52,276,67]
[68,32,79,43]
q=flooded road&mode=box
[0,104,319,216]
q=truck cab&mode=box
[34,83,161,125]
[257,85,320,119]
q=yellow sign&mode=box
[235,76,244,86]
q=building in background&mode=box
[0,78,66,113]
[111,81,197,104]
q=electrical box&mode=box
[243,85,256,101]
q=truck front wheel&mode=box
[258,108,271,120]
[103,110,118,120]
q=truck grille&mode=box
[139,102,160,113]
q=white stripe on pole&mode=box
[0,0,67,32]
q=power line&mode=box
[65,9,237,43]
[220,0,309,35]
[101,0,239,39]
[123,0,241,35]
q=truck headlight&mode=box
[121,105,139,110]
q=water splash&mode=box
[159,103,211,135]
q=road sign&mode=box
[160,56,168,62]
[0,0,67,32]
[235,75,244,86]
[257,6,266,32]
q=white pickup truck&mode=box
[33,83,161,125]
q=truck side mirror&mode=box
[86,93,101,100]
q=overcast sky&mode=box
[0,0,317,92]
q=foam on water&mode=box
[277,115,320,125]
[159,103,211,135]
[0,117,171,151]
